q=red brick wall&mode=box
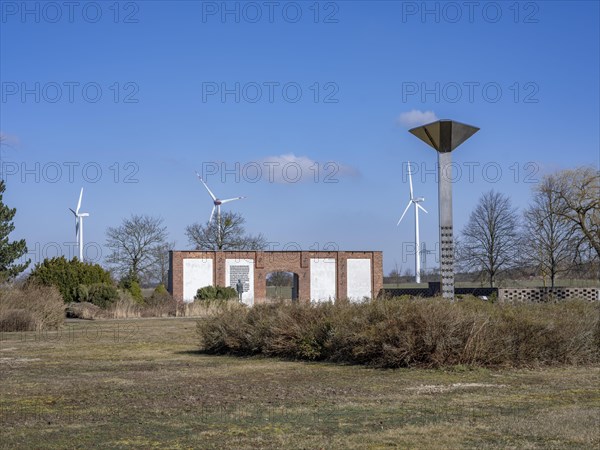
[169,251,383,303]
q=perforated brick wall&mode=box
[498,288,599,303]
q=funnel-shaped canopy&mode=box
[409,120,479,153]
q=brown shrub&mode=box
[0,309,36,331]
[95,293,234,319]
[0,285,65,331]
[61,291,238,320]
[141,292,180,318]
[102,292,142,319]
[65,302,101,320]
[196,297,600,368]
[263,302,335,360]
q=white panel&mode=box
[310,258,336,302]
[183,258,213,303]
[347,259,372,302]
[225,259,255,306]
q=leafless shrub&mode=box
[69,291,241,320]
[0,309,36,331]
[0,285,64,331]
[197,298,600,368]
[65,302,101,320]
[103,291,142,319]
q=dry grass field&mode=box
[1,318,599,449]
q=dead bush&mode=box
[196,298,600,368]
[0,285,65,331]
[65,302,101,320]
[102,292,141,319]
[141,292,179,318]
[60,291,240,320]
[0,309,36,331]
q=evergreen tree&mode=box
[0,180,29,281]
[28,256,112,302]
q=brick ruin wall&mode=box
[169,250,383,303]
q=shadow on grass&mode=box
[174,349,262,361]
[175,349,205,356]
[174,349,267,361]
[174,349,383,371]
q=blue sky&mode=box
[1,1,599,275]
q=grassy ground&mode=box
[1,318,598,449]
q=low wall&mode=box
[498,287,599,303]
[381,284,599,302]
[380,283,497,298]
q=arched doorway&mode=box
[266,271,299,302]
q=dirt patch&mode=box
[0,357,42,364]
[409,383,507,394]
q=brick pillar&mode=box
[298,251,310,303]
[168,251,184,301]
[215,252,225,286]
[254,251,266,303]
[372,251,383,299]
[337,252,348,302]
[168,250,174,295]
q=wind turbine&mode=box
[397,162,428,283]
[69,187,89,261]
[195,172,245,248]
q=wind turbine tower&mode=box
[69,187,89,261]
[195,172,245,248]
[397,162,428,283]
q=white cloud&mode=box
[0,132,20,148]
[257,153,359,184]
[396,110,438,128]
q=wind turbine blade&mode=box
[209,206,216,224]
[220,196,246,204]
[417,203,428,214]
[397,201,412,226]
[75,219,80,239]
[68,208,76,216]
[195,172,217,201]
[80,213,90,217]
[407,161,414,199]
[76,188,83,214]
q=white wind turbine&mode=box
[69,187,89,261]
[195,172,245,247]
[397,162,428,284]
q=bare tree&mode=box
[150,240,176,287]
[106,215,168,281]
[543,166,600,259]
[460,190,520,287]
[524,177,577,287]
[267,271,293,287]
[186,211,267,251]
[387,261,402,286]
